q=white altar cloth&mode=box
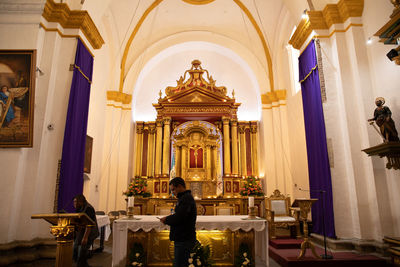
[112,215,268,267]
[96,215,111,241]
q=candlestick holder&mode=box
[127,206,134,219]
[248,206,257,219]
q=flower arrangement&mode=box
[129,243,146,266]
[239,176,264,197]
[123,177,151,198]
[188,240,212,267]
[234,243,253,267]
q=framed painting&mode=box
[0,50,36,147]
[161,181,168,193]
[84,135,93,173]
[154,181,160,194]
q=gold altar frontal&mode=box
[127,229,255,267]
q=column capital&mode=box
[163,117,172,125]
[136,122,144,134]
[238,124,246,134]
[250,125,258,133]
[231,119,238,126]
[156,119,163,127]
[222,117,230,125]
[148,122,156,134]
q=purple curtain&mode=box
[299,40,336,238]
[57,39,93,212]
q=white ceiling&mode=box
[82,0,339,120]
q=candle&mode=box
[128,196,135,207]
[248,196,254,207]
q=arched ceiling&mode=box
[131,41,262,121]
[83,0,339,99]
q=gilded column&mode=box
[206,145,212,180]
[162,117,171,176]
[147,123,156,177]
[222,117,231,176]
[135,122,144,177]
[181,145,188,179]
[155,119,163,177]
[211,145,218,180]
[238,122,247,177]
[231,119,239,175]
[175,145,181,177]
[250,122,259,176]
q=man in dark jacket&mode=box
[73,194,99,267]
[160,177,197,267]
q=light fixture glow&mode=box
[367,37,373,45]
[302,9,309,20]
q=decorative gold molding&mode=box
[119,0,274,92]
[261,90,286,107]
[289,0,364,49]
[42,0,104,49]
[182,0,215,5]
[39,22,95,57]
[107,91,132,104]
[106,104,132,110]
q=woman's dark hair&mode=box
[73,194,87,204]
[169,177,186,188]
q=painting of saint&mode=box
[225,181,231,193]
[162,181,168,193]
[154,182,160,193]
[0,50,35,147]
[233,181,239,193]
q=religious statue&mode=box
[368,97,399,143]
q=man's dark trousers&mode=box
[174,239,195,267]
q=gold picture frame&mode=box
[0,50,36,147]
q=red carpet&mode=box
[269,237,303,249]
[269,238,387,267]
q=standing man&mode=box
[73,194,99,267]
[160,177,197,267]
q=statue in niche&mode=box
[368,97,399,143]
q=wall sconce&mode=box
[302,9,309,20]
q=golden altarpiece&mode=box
[133,60,262,215]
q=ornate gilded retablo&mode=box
[165,59,227,97]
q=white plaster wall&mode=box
[363,0,400,236]
[0,17,77,242]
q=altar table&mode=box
[112,215,268,267]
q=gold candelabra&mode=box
[248,206,257,219]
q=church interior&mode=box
[0,0,399,266]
